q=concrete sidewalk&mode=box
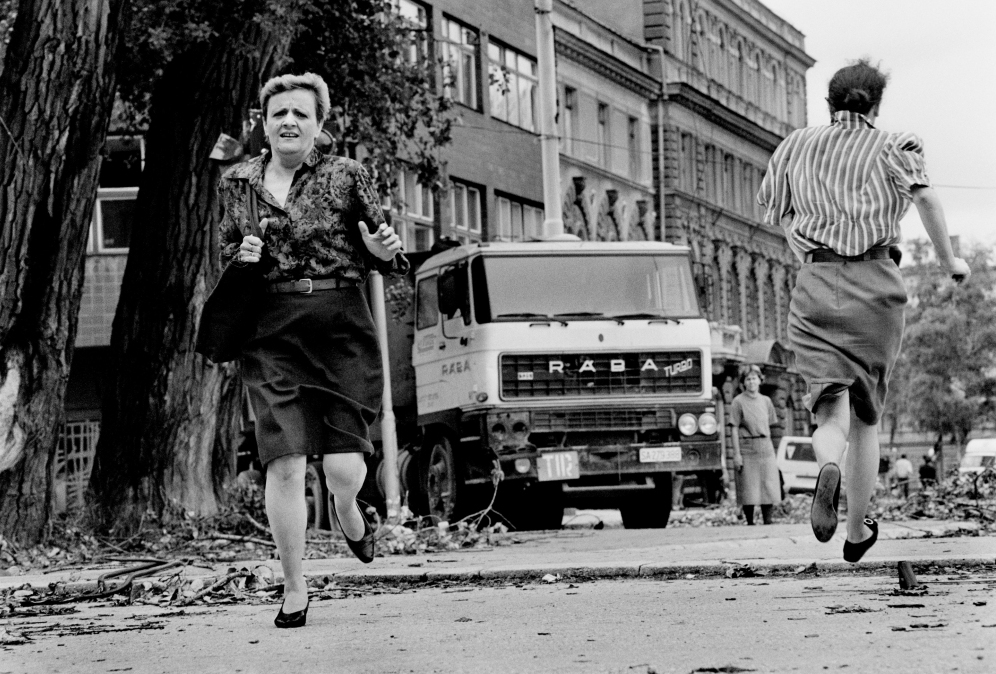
[3,518,993,594]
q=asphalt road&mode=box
[4,571,993,674]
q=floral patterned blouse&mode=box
[218,149,409,281]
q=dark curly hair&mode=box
[826,59,889,116]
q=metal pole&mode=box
[369,271,401,520]
[535,0,563,237]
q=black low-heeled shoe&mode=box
[811,462,841,543]
[330,496,375,564]
[843,518,878,563]
[274,597,309,628]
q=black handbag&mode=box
[195,184,267,364]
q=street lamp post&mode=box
[534,0,563,237]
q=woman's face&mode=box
[264,89,321,160]
[744,372,761,392]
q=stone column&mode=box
[771,262,787,339]
[754,256,770,340]
[715,240,733,325]
[735,247,752,338]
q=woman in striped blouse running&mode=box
[758,60,970,562]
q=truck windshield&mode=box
[475,254,700,321]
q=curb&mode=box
[5,555,995,598]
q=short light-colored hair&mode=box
[259,72,331,125]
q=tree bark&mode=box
[90,23,284,532]
[0,0,124,544]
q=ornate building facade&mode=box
[570,0,815,435]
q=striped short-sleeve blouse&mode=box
[757,111,931,261]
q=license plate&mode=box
[536,451,581,482]
[639,445,682,463]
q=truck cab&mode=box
[407,240,721,529]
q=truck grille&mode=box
[501,351,702,398]
[530,408,676,431]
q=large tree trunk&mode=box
[89,24,284,532]
[0,0,124,544]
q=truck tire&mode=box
[619,476,673,529]
[304,461,327,530]
[423,435,461,525]
[494,483,564,531]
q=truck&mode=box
[242,238,724,530]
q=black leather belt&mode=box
[266,278,359,294]
[805,246,897,263]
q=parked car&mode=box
[959,438,996,475]
[776,436,848,495]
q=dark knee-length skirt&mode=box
[787,258,907,425]
[241,286,383,466]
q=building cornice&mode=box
[714,0,816,68]
[664,82,783,152]
[554,27,659,98]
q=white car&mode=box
[776,436,848,495]
[959,438,996,475]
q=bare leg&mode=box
[265,455,308,613]
[844,413,878,543]
[813,390,850,467]
[324,453,369,540]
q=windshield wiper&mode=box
[553,311,626,325]
[496,312,568,326]
[611,312,682,324]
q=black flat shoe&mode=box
[330,496,375,564]
[811,462,841,543]
[843,518,878,563]
[274,597,309,628]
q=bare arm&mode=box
[911,186,971,282]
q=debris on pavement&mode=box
[826,605,881,614]
[898,560,921,589]
[724,563,768,579]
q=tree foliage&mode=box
[887,241,996,446]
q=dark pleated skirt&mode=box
[787,258,907,425]
[241,286,383,466]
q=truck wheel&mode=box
[619,476,673,529]
[424,436,460,524]
[304,461,327,530]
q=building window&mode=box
[627,117,640,180]
[487,41,537,132]
[392,0,430,65]
[561,86,578,155]
[496,194,544,241]
[88,187,136,253]
[441,17,479,109]
[448,180,482,243]
[393,168,435,252]
[597,102,610,168]
[722,153,735,208]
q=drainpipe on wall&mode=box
[646,44,668,242]
[535,0,564,237]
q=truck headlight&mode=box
[678,413,698,436]
[491,423,507,441]
[513,458,532,474]
[697,413,718,435]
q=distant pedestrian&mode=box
[918,456,937,490]
[218,72,408,628]
[894,454,914,497]
[730,366,781,525]
[758,59,970,563]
